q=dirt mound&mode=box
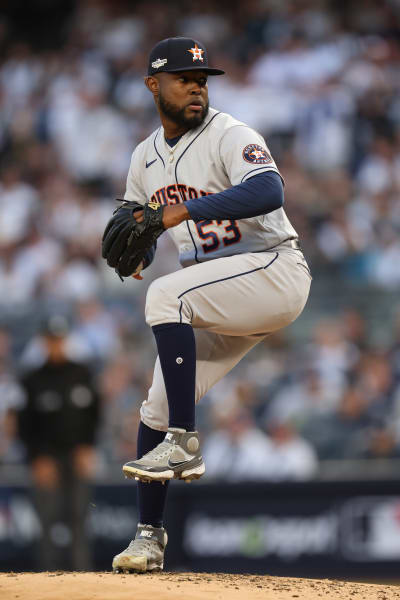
[1,571,398,599]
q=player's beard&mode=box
[158,93,209,130]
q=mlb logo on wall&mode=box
[341,497,400,560]
[243,144,272,165]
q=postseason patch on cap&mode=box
[152,58,168,69]
[242,144,272,164]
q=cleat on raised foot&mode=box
[112,523,167,573]
[122,428,205,483]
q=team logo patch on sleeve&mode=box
[242,144,272,164]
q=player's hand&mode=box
[133,205,189,229]
[134,209,144,223]
[131,261,144,280]
[162,204,190,228]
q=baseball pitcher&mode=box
[102,37,312,573]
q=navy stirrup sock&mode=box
[136,421,168,528]
[136,324,196,528]
[152,322,196,432]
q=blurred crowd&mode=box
[1,0,400,482]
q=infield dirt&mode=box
[1,572,399,600]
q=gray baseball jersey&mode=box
[122,107,311,432]
[124,108,298,267]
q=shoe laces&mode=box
[144,440,175,462]
[127,537,159,555]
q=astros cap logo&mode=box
[188,43,204,62]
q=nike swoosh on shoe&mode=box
[146,159,157,168]
[167,460,189,468]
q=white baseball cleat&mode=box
[112,523,168,573]
[122,428,205,483]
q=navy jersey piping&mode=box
[179,300,183,323]
[185,221,199,263]
[177,252,279,301]
[240,166,280,184]
[154,128,165,168]
[175,111,222,264]
[179,299,194,324]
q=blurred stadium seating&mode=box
[1,0,400,484]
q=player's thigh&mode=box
[186,250,310,335]
[145,250,310,335]
[140,329,264,431]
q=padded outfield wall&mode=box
[1,481,400,578]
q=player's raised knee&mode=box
[145,277,181,326]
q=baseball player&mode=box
[107,37,312,573]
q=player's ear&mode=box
[145,76,159,96]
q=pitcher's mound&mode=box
[1,571,398,599]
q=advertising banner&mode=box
[1,481,400,577]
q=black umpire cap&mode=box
[41,314,70,338]
[147,37,225,76]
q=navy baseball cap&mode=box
[148,37,225,76]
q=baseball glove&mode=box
[102,199,164,279]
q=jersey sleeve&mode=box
[124,145,147,204]
[219,125,282,186]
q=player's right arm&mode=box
[184,124,284,222]
[143,125,284,228]
[136,170,283,230]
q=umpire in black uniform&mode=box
[17,315,101,571]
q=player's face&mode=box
[157,71,209,130]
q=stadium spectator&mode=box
[0,0,399,486]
